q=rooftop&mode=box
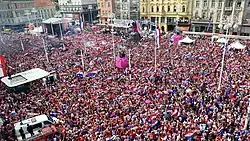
[34,0,54,7]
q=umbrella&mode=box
[229,40,246,49]
[179,36,195,44]
[216,38,228,43]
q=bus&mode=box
[17,125,65,141]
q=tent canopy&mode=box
[42,18,72,24]
[216,38,228,43]
[229,40,246,49]
[179,36,195,44]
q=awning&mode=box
[42,18,73,24]
[179,26,190,31]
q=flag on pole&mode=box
[80,22,84,30]
[136,21,141,32]
[0,56,7,77]
[154,26,160,47]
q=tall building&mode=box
[97,0,115,24]
[0,0,41,30]
[35,0,56,21]
[58,0,98,23]
[191,0,246,35]
[140,0,193,32]
[115,0,140,20]
[241,0,250,35]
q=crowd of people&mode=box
[0,25,249,141]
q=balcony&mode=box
[191,18,210,24]
[225,7,233,11]
[59,4,98,13]
[242,19,250,25]
[235,7,242,10]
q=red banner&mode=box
[0,56,7,77]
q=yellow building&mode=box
[140,0,193,32]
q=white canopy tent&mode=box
[179,36,195,44]
[216,38,228,43]
[229,40,246,49]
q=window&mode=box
[142,7,145,13]
[195,11,199,18]
[161,17,165,23]
[151,17,155,23]
[204,0,207,7]
[219,0,223,8]
[174,6,176,12]
[210,12,213,20]
[168,6,170,12]
[43,121,52,125]
[156,6,159,12]
[202,12,206,19]
[108,2,110,7]
[151,6,154,12]
[237,1,241,7]
[211,0,215,8]
[228,0,233,7]
[196,0,200,8]
[248,2,250,7]
[32,123,42,129]
[182,6,185,12]
[162,6,165,12]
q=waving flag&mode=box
[0,56,7,77]
[85,71,98,78]
[154,26,160,47]
[115,56,128,69]
[80,22,84,30]
[184,133,194,140]
[76,71,84,78]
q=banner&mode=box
[0,56,7,77]
[115,56,128,69]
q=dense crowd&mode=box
[0,26,249,141]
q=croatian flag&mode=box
[184,133,194,140]
[0,56,7,77]
[154,26,160,47]
[85,71,98,78]
[80,22,84,30]
[136,21,141,32]
[76,71,84,78]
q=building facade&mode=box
[241,0,250,35]
[97,0,115,24]
[59,0,98,23]
[115,0,140,20]
[140,0,193,32]
[191,0,246,35]
[0,0,41,30]
[35,0,56,22]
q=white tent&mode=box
[229,40,246,49]
[179,36,195,44]
[216,38,228,43]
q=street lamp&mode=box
[217,15,238,91]
[107,13,116,63]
